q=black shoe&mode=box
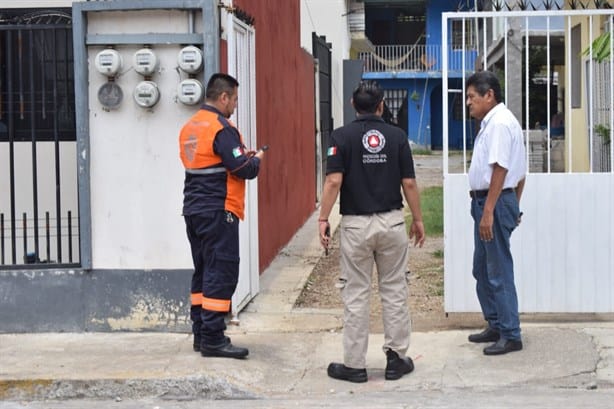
[483,338,523,356]
[468,327,500,343]
[195,335,231,353]
[385,350,414,380]
[200,340,248,359]
[327,362,368,383]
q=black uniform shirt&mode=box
[326,114,415,215]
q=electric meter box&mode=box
[95,49,122,77]
[177,45,203,74]
[177,79,204,105]
[133,48,159,76]
[133,81,160,108]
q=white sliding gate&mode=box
[442,8,614,313]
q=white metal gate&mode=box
[227,15,259,314]
[442,8,614,313]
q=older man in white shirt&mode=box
[465,71,526,356]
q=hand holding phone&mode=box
[252,145,268,159]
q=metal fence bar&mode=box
[1,214,4,264]
[21,212,27,262]
[54,28,63,263]
[7,30,17,264]
[565,16,580,173]
[525,15,530,174]
[589,15,594,173]
[45,211,50,263]
[461,17,468,172]
[28,30,41,258]
[611,16,614,173]
[504,17,509,103]
[68,210,73,263]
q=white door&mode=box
[227,15,259,314]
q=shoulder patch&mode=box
[232,146,245,158]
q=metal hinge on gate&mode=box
[218,2,255,26]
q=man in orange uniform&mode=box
[179,73,264,359]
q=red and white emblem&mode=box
[362,129,386,153]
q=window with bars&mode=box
[0,10,75,142]
[0,8,79,268]
[452,19,477,50]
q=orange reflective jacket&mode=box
[179,107,247,219]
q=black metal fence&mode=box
[0,9,79,269]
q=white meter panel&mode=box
[133,48,159,76]
[95,49,122,77]
[177,45,203,74]
[133,81,160,108]
[177,79,204,105]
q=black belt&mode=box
[469,188,515,199]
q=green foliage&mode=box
[595,123,611,145]
[412,148,432,156]
[407,186,443,237]
[582,31,612,63]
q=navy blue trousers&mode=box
[185,210,240,347]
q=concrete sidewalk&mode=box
[2,205,614,403]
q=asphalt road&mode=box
[2,388,614,409]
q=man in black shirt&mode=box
[318,80,425,383]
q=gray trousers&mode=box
[339,209,411,369]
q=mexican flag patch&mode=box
[327,146,337,156]
[232,146,244,158]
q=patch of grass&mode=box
[412,148,432,156]
[433,249,444,258]
[407,186,443,236]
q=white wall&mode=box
[300,0,351,129]
[87,10,201,270]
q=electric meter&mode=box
[97,82,123,109]
[133,48,159,76]
[133,81,160,108]
[177,45,203,74]
[177,79,204,105]
[95,49,122,77]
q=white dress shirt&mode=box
[468,103,527,191]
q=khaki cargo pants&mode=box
[339,209,411,369]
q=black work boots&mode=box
[385,349,414,380]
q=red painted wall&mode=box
[233,0,316,272]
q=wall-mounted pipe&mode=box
[188,10,194,34]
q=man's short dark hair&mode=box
[466,71,503,103]
[353,80,384,114]
[206,73,239,100]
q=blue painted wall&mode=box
[362,0,478,149]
